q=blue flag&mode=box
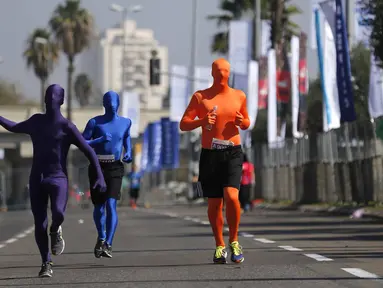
[335,0,356,122]
[148,121,162,172]
[140,126,150,173]
[160,117,180,169]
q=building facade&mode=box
[80,20,169,110]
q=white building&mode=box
[80,20,169,110]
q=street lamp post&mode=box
[109,4,142,112]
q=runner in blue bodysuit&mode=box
[0,84,106,278]
[83,90,132,258]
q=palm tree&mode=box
[74,73,92,107]
[207,0,257,55]
[49,0,94,120]
[23,28,59,111]
[207,0,300,55]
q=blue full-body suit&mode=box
[0,85,106,265]
[83,91,132,246]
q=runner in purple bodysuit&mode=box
[0,84,106,278]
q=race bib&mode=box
[211,138,234,150]
[97,154,115,162]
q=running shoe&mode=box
[38,261,53,278]
[50,226,65,256]
[213,246,227,264]
[102,242,113,258]
[229,241,244,263]
[94,238,105,258]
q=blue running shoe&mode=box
[213,246,227,264]
[230,241,244,263]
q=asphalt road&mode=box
[0,204,383,287]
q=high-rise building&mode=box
[80,20,169,110]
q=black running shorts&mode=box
[88,161,125,205]
[198,145,243,198]
[129,188,140,199]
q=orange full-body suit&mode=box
[180,58,250,251]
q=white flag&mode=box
[322,20,341,131]
[121,91,140,138]
[170,65,189,122]
[290,35,301,138]
[267,49,277,147]
[368,53,383,118]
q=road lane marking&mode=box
[254,238,275,243]
[184,216,192,221]
[201,221,210,225]
[304,253,333,261]
[240,232,254,238]
[342,268,381,279]
[15,233,27,238]
[279,246,303,251]
[5,238,17,244]
[0,225,34,249]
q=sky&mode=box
[0,0,316,101]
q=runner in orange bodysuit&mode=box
[180,58,250,264]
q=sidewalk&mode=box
[253,202,383,220]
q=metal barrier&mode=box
[253,120,383,204]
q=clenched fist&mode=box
[234,111,243,127]
[202,108,217,127]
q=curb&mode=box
[254,203,383,220]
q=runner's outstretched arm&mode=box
[180,93,205,131]
[0,115,34,134]
[68,122,106,190]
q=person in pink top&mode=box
[239,153,255,212]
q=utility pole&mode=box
[188,0,199,200]
[254,0,262,60]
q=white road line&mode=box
[201,221,210,225]
[165,213,178,218]
[25,227,34,234]
[304,253,333,262]
[224,227,230,232]
[15,233,27,239]
[279,245,302,251]
[190,218,200,223]
[0,244,5,249]
[78,219,84,224]
[240,232,254,238]
[184,216,192,221]
[254,238,275,244]
[5,238,17,244]
[342,268,381,279]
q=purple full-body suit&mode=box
[0,84,106,263]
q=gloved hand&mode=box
[93,175,107,192]
[101,133,112,143]
[122,154,133,163]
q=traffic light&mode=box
[150,58,161,85]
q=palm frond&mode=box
[49,0,94,58]
[23,28,59,80]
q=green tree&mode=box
[23,28,59,112]
[350,42,371,122]
[359,0,383,68]
[0,79,23,105]
[74,73,92,107]
[207,0,300,55]
[49,0,94,120]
